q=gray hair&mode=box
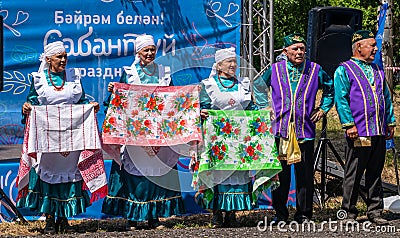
[351,42,358,54]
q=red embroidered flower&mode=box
[193,161,199,171]
[244,135,251,142]
[108,117,116,126]
[133,120,142,130]
[222,122,232,134]
[212,145,220,155]
[241,158,245,163]
[253,155,259,160]
[111,95,121,106]
[269,126,274,134]
[144,119,151,127]
[218,155,224,160]
[246,146,255,156]
[234,128,240,135]
[180,120,186,126]
[158,103,164,111]
[103,126,110,133]
[221,118,225,122]
[146,97,157,110]
[121,100,128,108]
[211,135,217,142]
[256,144,262,151]
[256,117,261,122]
[182,99,191,109]
[258,122,268,133]
[221,144,227,152]
[168,121,178,131]
[167,111,175,117]
[131,110,139,117]
[193,102,199,108]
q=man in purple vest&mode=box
[254,33,334,224]
[334,30,396,225]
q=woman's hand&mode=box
[200,109,209,120]
[108,82,115,92]
[90,102,100,113]
[22,102,32,115]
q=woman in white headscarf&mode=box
[197,47,257,228]
[101,34,185,230]
[18,41,100,234]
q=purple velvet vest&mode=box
[341,60,386,136]
[270,60,320,139]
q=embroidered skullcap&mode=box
[352,30,375,44]
[38,41,66,73]
[284,33,307,47]
[215,47,236,64]
[135,34,155,53]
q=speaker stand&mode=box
[313,116,345,208]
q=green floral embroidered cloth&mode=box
[193,109,282,194]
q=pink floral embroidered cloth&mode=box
[102,83,202,146]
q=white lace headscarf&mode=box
[38,41,66,73]
[133,34,156,65]
[209,47,237,78]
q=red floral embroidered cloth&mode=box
[102,83,202,146]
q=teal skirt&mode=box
[16,169,91,218]
[196,183,255,211]
[102,161,185,221]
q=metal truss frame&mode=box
[240,0,274,79]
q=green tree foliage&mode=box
[273,0,399,63]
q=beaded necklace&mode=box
[217,74,237,88]
[48,68,66,91]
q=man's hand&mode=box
[22,102,32,115]
[261,106,275,121]
[310,108,325,123]
[386,126,395,140]
[346,125,358,140]
[200,109,209,120]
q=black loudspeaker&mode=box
[0,15,3,92]
[306,7,362,77]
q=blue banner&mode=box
[373,3,388,68]
[0,0,242,144]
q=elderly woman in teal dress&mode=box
[102,34,185,230]
[18,41,100,234]
[197,47,263,228]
